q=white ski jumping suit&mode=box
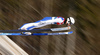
[20,17,65,30]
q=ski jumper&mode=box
[20,17,65,30]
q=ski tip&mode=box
[68,31,73,34]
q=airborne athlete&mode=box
[19,17,75,35]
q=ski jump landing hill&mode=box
[0,35,28,55]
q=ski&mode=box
[0,26,71,33]
[0,31,73,36]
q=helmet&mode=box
[67,17,75,25]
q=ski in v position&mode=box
[19,17,75,35]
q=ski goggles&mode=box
[66,17,72,26]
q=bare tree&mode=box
[39,0,53,55]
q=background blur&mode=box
[0,0,100,55]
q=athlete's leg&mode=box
[19,23,36,35]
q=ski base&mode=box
[0,31,73,36]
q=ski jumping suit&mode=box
[20,17,65,30]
